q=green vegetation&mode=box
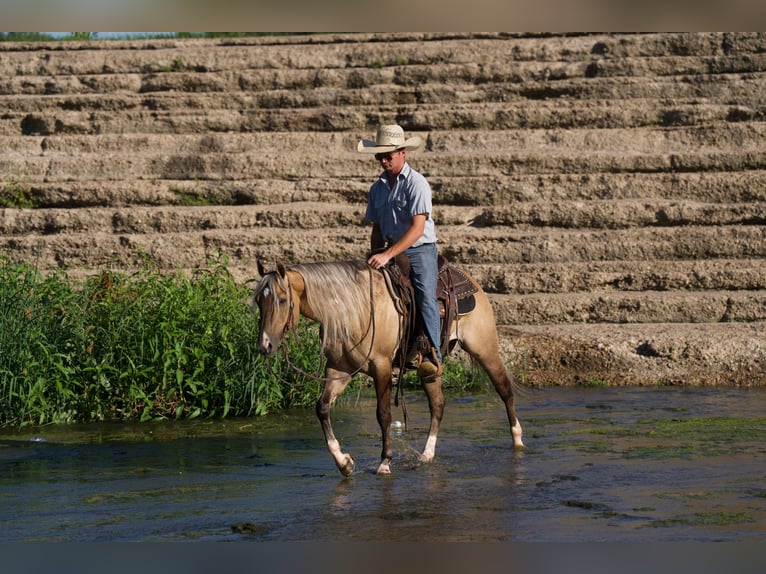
[648,511,756,528]
[170,185,227,206]
[0,33,317,43]
[582,378,609,388]
[0,32,100,42]
[0,256,488,428]
[0,32,59,42]
[0,256,335,427]
[368,55,409,69]
[1,178,37,209]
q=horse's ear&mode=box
[257,259,267,277]
[276,263,286,278]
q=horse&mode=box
[253,258,524,476]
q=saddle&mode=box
[380,252,479,373]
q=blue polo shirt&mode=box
[364,162,437,247]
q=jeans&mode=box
[405,242,442,362]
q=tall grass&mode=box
[0,257,329,427]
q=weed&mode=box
[0,256,340,427]
[648,511,756,528]
[171,56,186,72]
[171,187,221,206]
[583,378,609,388]
[367,55,409,69]
[1,178,36,209]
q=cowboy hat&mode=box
[357,124,422,154]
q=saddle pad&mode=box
[457,294,476,315]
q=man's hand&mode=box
[367,251,391,270]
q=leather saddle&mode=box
[379,252,479,371]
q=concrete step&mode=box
[0,178,370,209]
[3,145,766,184]
[432,171,766,205]
[2,201,764,235]
[0,227,371,272]
[470,200,766,229]
[3,97,765,136]
[2,222,764,272]
[0,203,366,235]
[497,321,766,386]
[9,171,766,209]
[5,122,765,154]
[1,33,762,77]
[438,225,766,263]
[467,259,766,294]
[2,72,765,112]
[3,69,730,101]
[490,290,766,325]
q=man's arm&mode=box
[367,214,426,270]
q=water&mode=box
[1,386,765,542]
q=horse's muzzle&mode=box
[258,332,278,358]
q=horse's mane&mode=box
[291,259,373,349]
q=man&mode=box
[358,124,442,382]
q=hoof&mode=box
[338,454,355,476]
[376,462,391,475]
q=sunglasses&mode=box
[375,150,403,162]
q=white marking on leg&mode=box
[512,420,524,448]
[327,438,343,461]
[420,434,437,462]
[328,438,354,475]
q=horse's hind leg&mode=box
[316,368,355,476]
[458,309,524,448]
[419,374,445,462]
[488,357,524,448]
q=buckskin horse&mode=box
[253,258,524,476]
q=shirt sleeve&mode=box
[364,181,381,224]
[407,171,433,217]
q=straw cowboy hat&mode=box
[357,124,422,154]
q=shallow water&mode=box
[1,386,765,542]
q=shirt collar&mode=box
[379,162,411,184]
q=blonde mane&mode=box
[292,260,373,349]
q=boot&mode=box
[417,347,443,384]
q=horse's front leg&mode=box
[316,368,354,476]
[373,364,394,475]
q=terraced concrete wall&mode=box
[1,32,765,385]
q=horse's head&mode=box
[253,260,295,358]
